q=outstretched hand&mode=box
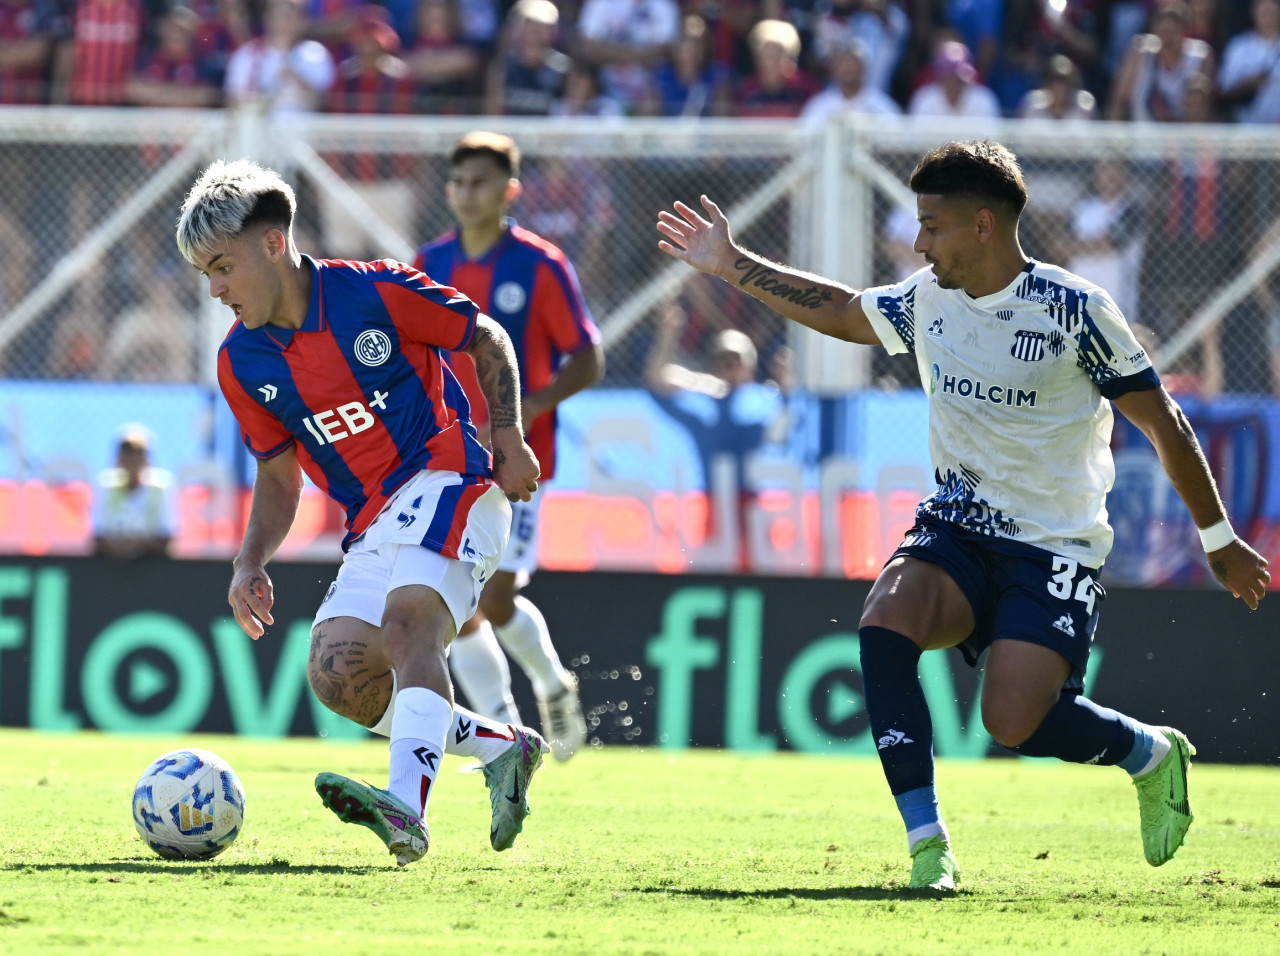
[1209,539,1270,610]
[228,560,275,639]
[657,196,736,277]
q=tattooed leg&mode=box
[308,617,395,728]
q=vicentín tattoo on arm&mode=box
[734,257,832,309]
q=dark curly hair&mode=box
[908,140,1028,219]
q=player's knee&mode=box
[307,653,359,721]
[980,698,1039,748]
[478,586,516,626]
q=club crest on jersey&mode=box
[493,281,526,313]
[354,329,393,366]
[1011,329,1047,362]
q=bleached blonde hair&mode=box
[175,159,297,265]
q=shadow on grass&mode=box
[638,886,969,902]
[3,860,382,876]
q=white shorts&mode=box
[499,487,543,575]
[313,470,511,633]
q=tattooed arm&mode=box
[1114,386,1269,608]
[229,446,303,639]
[466,313,540,501]
[657,195,881,345]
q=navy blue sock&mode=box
[859,626,934,795]
[1013,692,1140,766]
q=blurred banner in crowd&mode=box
[0,558,1273,763]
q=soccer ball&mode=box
[131,748,246,861]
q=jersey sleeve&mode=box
[1074,286,1161,398]
[217,348,295,460]
[533,254,600,354]
[859,270,926,356]
[372,259,480,352]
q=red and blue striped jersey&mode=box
[217,256,492,552]
[413,223,599,481]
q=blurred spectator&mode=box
[0,0,63,104]
[92,424,174,559]
[484,0,570,116]
[127,4,222,107]
[645,13,730,117]
[644,301,789,570]
[945,0,1001,80]
[995,0,1100,113]
[1066,157,1146,323]
[810,0,908,94]
[733,18,822,117]
[1106,1,1213,121]
[324,7,415,257]
[53,0,146,105]
[800,35,901,125]
[907,39,1001,121]
[224,0,336,114]
[550,61,624,115]
[1018,52,1097,119]
[330,4,412,114]
[574,0,679,114]
[405,0,482,113]
[1217,0,1280,123]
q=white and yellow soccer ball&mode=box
[131,749,246,860]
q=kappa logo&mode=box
[927,316,945,337]
[493,281,527,313]
[259,384,278,401]
[1052,615,1076,637]
[354,329,393,366]
[876,728,914,750]
[1011,329,1047,362]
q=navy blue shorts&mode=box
[888,515,1105,693]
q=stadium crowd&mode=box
[0,0,1278,123]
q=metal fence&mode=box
[2,109,1278,578]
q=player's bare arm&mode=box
[467,313,540,501]
[521,342,604,434]
[656,195,880,345]
[229,445,304,639]
[1114,386,1270,608]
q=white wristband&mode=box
[1198,519,1237,553]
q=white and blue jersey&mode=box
[861,260,1160,569]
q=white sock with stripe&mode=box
[449,622,522,725]
[387,687,452,817]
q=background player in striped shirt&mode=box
[177,158,547,866]
[416,132,604,761]
[657,140,1270,891]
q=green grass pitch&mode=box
[1,728,1277,955]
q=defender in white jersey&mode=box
[657,140,1269,891]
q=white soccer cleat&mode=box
[537,673,588,762]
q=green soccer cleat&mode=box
[908,835,960,891]
[482,727,549,851]
[314,772,428,866]
[1132,727,1195,867]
